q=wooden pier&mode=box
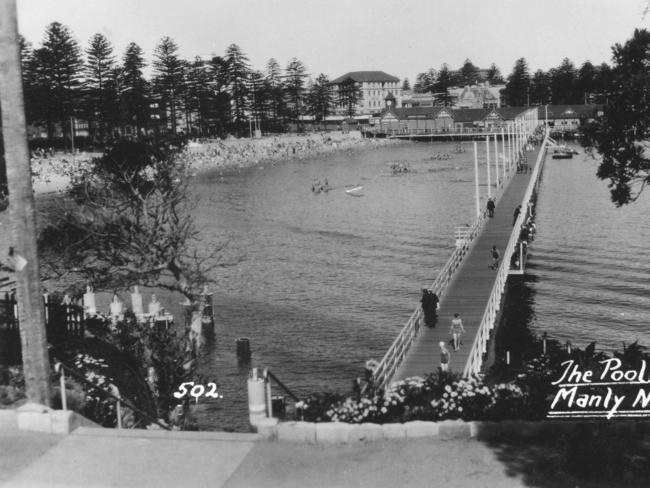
[391,142,545,381]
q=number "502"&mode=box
[173,382,222,402]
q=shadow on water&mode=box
[486,273,540,381]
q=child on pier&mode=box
[450,313,465,351]
[490,245,500,270]
[439,341,450,372]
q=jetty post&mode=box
[247,368,267,427]
[237,337,252,361]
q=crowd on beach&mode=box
[23,132,398,193]
[29,151,96,194]
[176,132,399,173]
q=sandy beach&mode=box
[25,132,399,194]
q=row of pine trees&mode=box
[19,22,356,142]
[410,58,613,107]
[19,22,613,144]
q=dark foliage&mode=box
[581,29,650,206]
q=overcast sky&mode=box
[16,0,650,84]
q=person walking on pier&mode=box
[439,341,450,372]
[450,313,465,351]
[486,197,495,218]
[512,205,521,226]
[420,289,439,327]
[490,245,500,270]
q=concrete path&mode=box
[1,426,257,488]
[0,424,536,488]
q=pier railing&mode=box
[371,212,485,390]
[463,133,549,377]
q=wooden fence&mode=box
[0,292,86,365]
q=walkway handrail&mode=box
[55,359,171,430]
[462,132,549,377]
[264,369,300,402]
[371,212,486,390]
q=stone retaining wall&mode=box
[255,418,642,444]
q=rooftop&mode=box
[330,71,400,84]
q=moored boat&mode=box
[551,145,579,159]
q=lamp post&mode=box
[493,133,499,191]
[473,141,480,218]
[501,127,507,180]
[485,136,491,198]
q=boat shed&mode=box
[536,104,604,134]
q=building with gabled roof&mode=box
[373,106,532,134]
[536,104,604,134]
[330,71,399,84]
[330,70,402,117]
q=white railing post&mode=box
[55,363,67,410]
[263,369,273,418]
[109,384,122,429]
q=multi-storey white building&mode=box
[330,71,402,117]
[448,82,505,109]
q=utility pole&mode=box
[0,0,52,405]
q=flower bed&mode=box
[297,372,526,424]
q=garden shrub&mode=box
[296,372,526,424]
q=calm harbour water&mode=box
[185,141,650,431]
[527,150,650,349]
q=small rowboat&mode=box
[346,185,364,196]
